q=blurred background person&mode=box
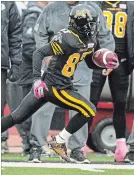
[18,1,49,155]
[125,122,134,164]
[6,0,28,156]
[88,1,134,162]
[15,1,28,16]
[125,71,134,164]
[1,1,22,153]
[29,1,115,163]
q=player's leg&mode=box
[47,87,96,161]
[68,85,90,163]
[87,69,106,148]
[109,62,129,162]
[1,89,47,133]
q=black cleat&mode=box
[28,146,42,163]
[125,151,134,164]
[70,149,90,164]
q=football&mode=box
[92,48,119,69]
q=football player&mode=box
[1,4,118,162]
[88,1,134,162]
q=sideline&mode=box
[2,162,134,170]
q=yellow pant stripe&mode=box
[61,90,95,117]
[52,87,89,117]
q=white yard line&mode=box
[2,162,134,170]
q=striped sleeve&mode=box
[50,41,64,55]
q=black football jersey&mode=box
[45,29,95,89]
[102,1,128,58]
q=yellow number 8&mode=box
[103,11,127,38]
[115,12,127,38]
[62,50,93,77]
[62,53,80,77]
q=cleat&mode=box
[125,151,134,164]
[70,150,90,164]
[114,140,128,162]
[49,136,70,162]
[42,145,53,157]
[28,146,42,163]
[1,141,8,154]
[28,158,41,163]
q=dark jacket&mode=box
[19,2,44,86]
[1,1,22,69]
[96,1,134,70]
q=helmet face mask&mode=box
[69,5,99,39]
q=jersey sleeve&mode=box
[50,29,86,55]
[33,43,54,80]
[33,32,69,80]
[50,31,74,55]
[62,29,86,50]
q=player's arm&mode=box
[33,43,53,80]
[84,54,102,69]
[85,49,119,70]
[33,43,53,98]
[33,40,64,81]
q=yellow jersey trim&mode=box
[68,30,84,44]
[106,1,120,6]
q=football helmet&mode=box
[69,4,99,38]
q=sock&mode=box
[116,138,126,142]
[116,138,127,149]
[1,115,15,133]
[56,128,72,143]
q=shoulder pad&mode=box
[57,29,86,49]
[51,31,63,44]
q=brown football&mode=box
[92,48,118,68]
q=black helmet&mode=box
[69,4,99,38]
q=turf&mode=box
[2,167,134,175]
[2,154,133,175]
[2,153,114,162]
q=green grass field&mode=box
[1,153,114,162]
[2,154,134,175]
[2,167,134,175]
